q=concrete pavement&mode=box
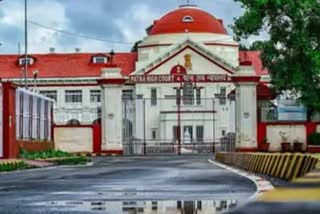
[0,156,256,213]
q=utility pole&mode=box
[24,0,28,89]
[0,1,3,47]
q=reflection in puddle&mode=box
[40,200,238,213]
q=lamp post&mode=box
[0,0,2,47]
[24,0,28,89]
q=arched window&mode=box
[67,119,81,126]
[182,15,194,23]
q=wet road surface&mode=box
[0,156,256,213]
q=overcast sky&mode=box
[0,0,246,54]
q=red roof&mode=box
[257,82,277,100]
[239,51,269,75]
[150,6,227,36]
[0,51,268,79]
[229,83,276,100]
[0,52,137,79]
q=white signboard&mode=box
[278,103,307,121]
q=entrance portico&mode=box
[97,4,262,155]
[99,63,259,155]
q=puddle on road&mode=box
[37,200,238,213]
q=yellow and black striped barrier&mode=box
[0,159,22,165]
[215,153,319,181]
[0,159,25,172]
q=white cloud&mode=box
[0,0,72,53]
[114,3,162,49]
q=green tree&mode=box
[249,40,264,51]
[130,24,154,52]
[131,40,142,52]
[232,0,320,111]
[239,43,249,50]
[145,24,154,35]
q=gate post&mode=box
[232,61,260,152]
[98,65,126,155]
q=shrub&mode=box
[308,132,320,146]
[20,149,72,160]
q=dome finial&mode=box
[179,0,197,8]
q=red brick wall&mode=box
[18,141,54,153]
[1,82,55,159]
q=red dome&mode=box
[149,6,227,36]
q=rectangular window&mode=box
[65,90,82,103]
[219,87,226,105]
[93,56,107,64]
[19,57,33,65]
[122,90,133,100]
[196,88,201,105]
[222,130,226,136]
[173,126,179,141]
[176,88,181,105]
[196,126,204,142]
[40,90,57,101]
[152,129,157,140]
[183,83,194,105]
[151,88,157,106]
[90,90,101,103]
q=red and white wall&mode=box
[1,81,54,159]
[258,122,320,152]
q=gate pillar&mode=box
[98,65,126,155]
[232,62,260,152]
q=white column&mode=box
[99,66,126,153]
[233,63,260,151]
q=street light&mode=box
[24,0,28,89]
[0,0,2,47]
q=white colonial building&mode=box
[98,4,272,154]
[0,4,275,154]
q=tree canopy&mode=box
[131,24,154,52]
[232,0,320,110]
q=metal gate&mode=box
[122,94,235,156]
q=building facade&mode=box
[0,4,274,153]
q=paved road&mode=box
[0,156,256,213]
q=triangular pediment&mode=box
[131,38,238,76]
